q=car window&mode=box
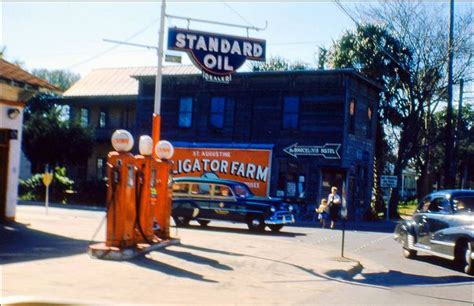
[233,184,252,198]
[428,197,448,213]
[213,184,234,198]
[418,197,431,212]
[172,183,189,196]
[190,183,211,196]
[453,196,474,213]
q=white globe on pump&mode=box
[155,140,174,160]
[139,135,153,156]
[111,130,134,152]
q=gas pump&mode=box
[153,140,175,239]
[105,130,137,248]
[134,136,159,243]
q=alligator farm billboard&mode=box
[171,146,272,196]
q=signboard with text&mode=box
[171,146,272,196]
[381,175,397,188]
[283,143,341,159]
[167,27,266,83]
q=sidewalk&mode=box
[1,204,386,305]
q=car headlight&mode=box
[270,206,276,213]
[288,205,293,212]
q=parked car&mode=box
[394,190,474,274]
[171,177,295,232]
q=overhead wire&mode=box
[222,2,255,28]
[65,16,161,70]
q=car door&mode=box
[413,196,431,247]
[189,182,212,219]
[209,184,237,221]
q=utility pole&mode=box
[444,0,455,189]
[152,0,166,156]
[455,78,464,188]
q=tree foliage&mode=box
[250,56,311,72]
[31,68,80,91]
[324,1,473,218]
[22,93,94,173]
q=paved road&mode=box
[1,205,473,305]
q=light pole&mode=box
[152,0,166,157]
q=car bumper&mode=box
[265,214,295,225]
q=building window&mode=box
[96,158,105,180]
[283,96,299,129]
[80,108,89,127]
[179,97,193,128]
[98,111,107,128]
[349,98,356,134]
[367,106,373,138]
[209,97,225,129]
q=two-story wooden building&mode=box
[62,66,381,220]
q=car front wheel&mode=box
[247,216,265,232]
[197,220,210,227]
[402,247,417,259]
[268,225,283,232]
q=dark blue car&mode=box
[171,177,295,232]
[394,190,474,274]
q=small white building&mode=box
[0,59,59,221]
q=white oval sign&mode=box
[155,140,174,160]
[111,130,134,152]
[139,135,153,156]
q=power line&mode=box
[333,0,411,76]
[65,16,161,70]
[222,2,255,28]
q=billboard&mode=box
[170,145,272,196]
[167,27,266,83]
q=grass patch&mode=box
[398,200,418,217]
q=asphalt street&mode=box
[1,204,473,305]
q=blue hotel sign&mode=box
[167,27,266,83]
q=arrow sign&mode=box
[283,143,341,159]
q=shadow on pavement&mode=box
[293,220,398,234]
[178,243,245,257]
[129,254,218,283]
[0,221,88,265]
[160,248,233,271]
[325,267,473,287]
[178,223,306,237]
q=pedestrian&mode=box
[316,198,330,228]
[328,186,341,229]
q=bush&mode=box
[19,167,74,203]
[68,180,106,206]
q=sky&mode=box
[1,0,472,82]
[1,1,360,77]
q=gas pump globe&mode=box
[111,129,134,152]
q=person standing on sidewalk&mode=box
[316,198,330,228]
[328,186,341,229]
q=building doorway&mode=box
[320,168,346,202]
[0,129,10,221]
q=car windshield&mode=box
[453,196,474,213]
[233,183,253,198]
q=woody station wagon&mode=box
[171,177,295,232]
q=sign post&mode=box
[42,166,53,215]
[381,175,397,220]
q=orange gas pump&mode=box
[134,136,159,243]
[105,130,137,248]
[154,140,175,239]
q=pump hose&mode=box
[135,168,155,245]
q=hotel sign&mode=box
[167,27,266,83]
[284,143,341,159]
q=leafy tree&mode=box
[324,1,473,218]
[250,56,310,72]
[31,68,80,91]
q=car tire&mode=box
[247,216,265,232]
[268,225,283,232]
[402,247,417,259]
[173,216,190,227]
[458,242,474,275]
[197,220,210,227]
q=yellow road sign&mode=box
[43,172,53,186]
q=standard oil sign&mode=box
[168,27,266,83]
